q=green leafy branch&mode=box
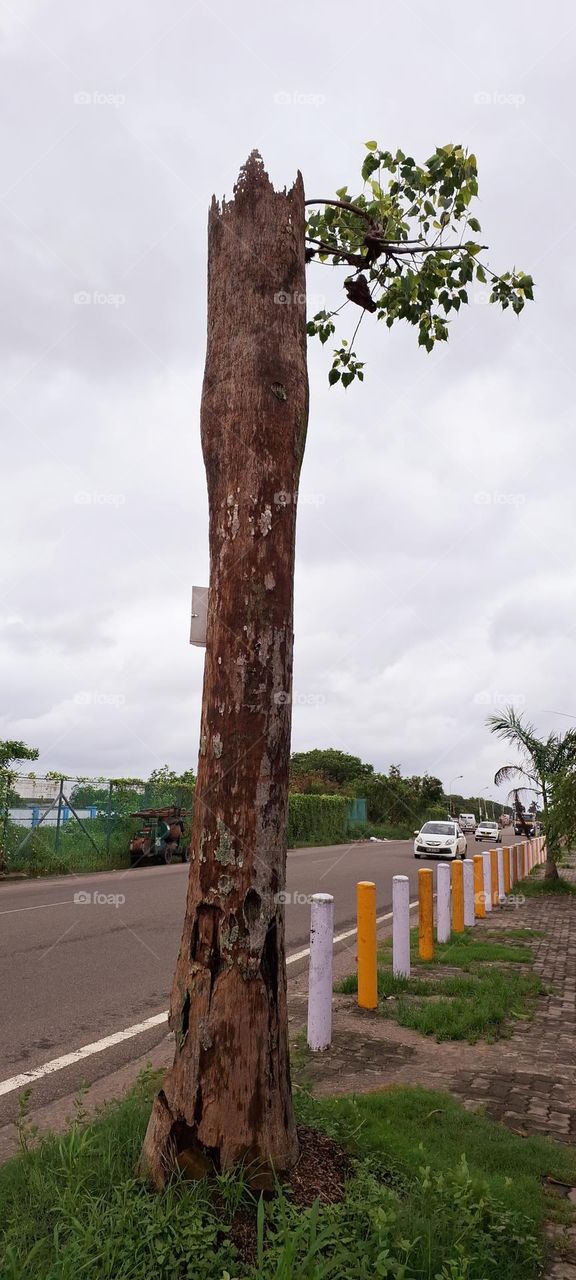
[305,141,534,385]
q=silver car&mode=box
[414,821,467,860]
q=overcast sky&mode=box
[1,0,575,803]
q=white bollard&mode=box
[392,874,411,978]
[436,862,451,943]
[307,893,334,1052]
[497,848,505,903]
[482,851,493,912]
[463,858,475,926]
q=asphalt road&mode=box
[0,831,519,1122]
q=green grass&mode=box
[337,965,542,1041]
[336,925,541,1042]
[519,874,576,896]
[502,927,544,940]
[1,1072,575,1279]
[375,926,535,970]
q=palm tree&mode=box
[487,706,576,880]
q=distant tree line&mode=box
[288,748,504,831]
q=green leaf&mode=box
[361,154,380,181]
[328,368,341,385]
[365,140,378,150]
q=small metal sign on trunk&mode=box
[190,585,208,647]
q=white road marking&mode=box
[0,900,72,916]
[0,898,419,1099]
[0,1014,168,1098]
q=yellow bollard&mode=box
[418,868,434,961]
[451,859,465,933]
[512,844,518,884]
[503,845,511,895]
[357,881,378,1009]
[490,848,499,907]
[473,854,485,918]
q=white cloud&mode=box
[1,0,574,808]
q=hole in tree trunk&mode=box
[243,888,262,927]
[179,991,191,1044]
[260,913,279,1003]
[190,903,221,994]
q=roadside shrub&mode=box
[287,793,350,845]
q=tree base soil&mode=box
[227,1124,351,1267]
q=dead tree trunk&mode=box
[141,154,309,1188]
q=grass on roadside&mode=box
[519,874,576,896]
[1,1071,575,1280]
[337,966,542,1042]
[335,923,542,1042]
[503,927,544,939]
[376,926,535,970]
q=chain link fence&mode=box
[0,772,194,876]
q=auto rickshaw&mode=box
[128,806,189,866]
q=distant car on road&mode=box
[414,821,467,860]
[474,820,502,844]
[458,813,477,832]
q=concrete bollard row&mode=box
[419,868,434,960]
[452,860,465,933]
[307,834,549,1041]
[436,863,451,943]
[392,874,411,978]
[482,852,492,913]
[357,880,378,1010]
[497,847,505,902]
[307,893,334,1052]
[463,859,475,926]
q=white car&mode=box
[414,821,467,860]
[474,820,502,844]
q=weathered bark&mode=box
[141,154,308,1188]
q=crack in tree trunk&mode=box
[140,152,308,1188]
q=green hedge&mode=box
[287,793,351,846]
